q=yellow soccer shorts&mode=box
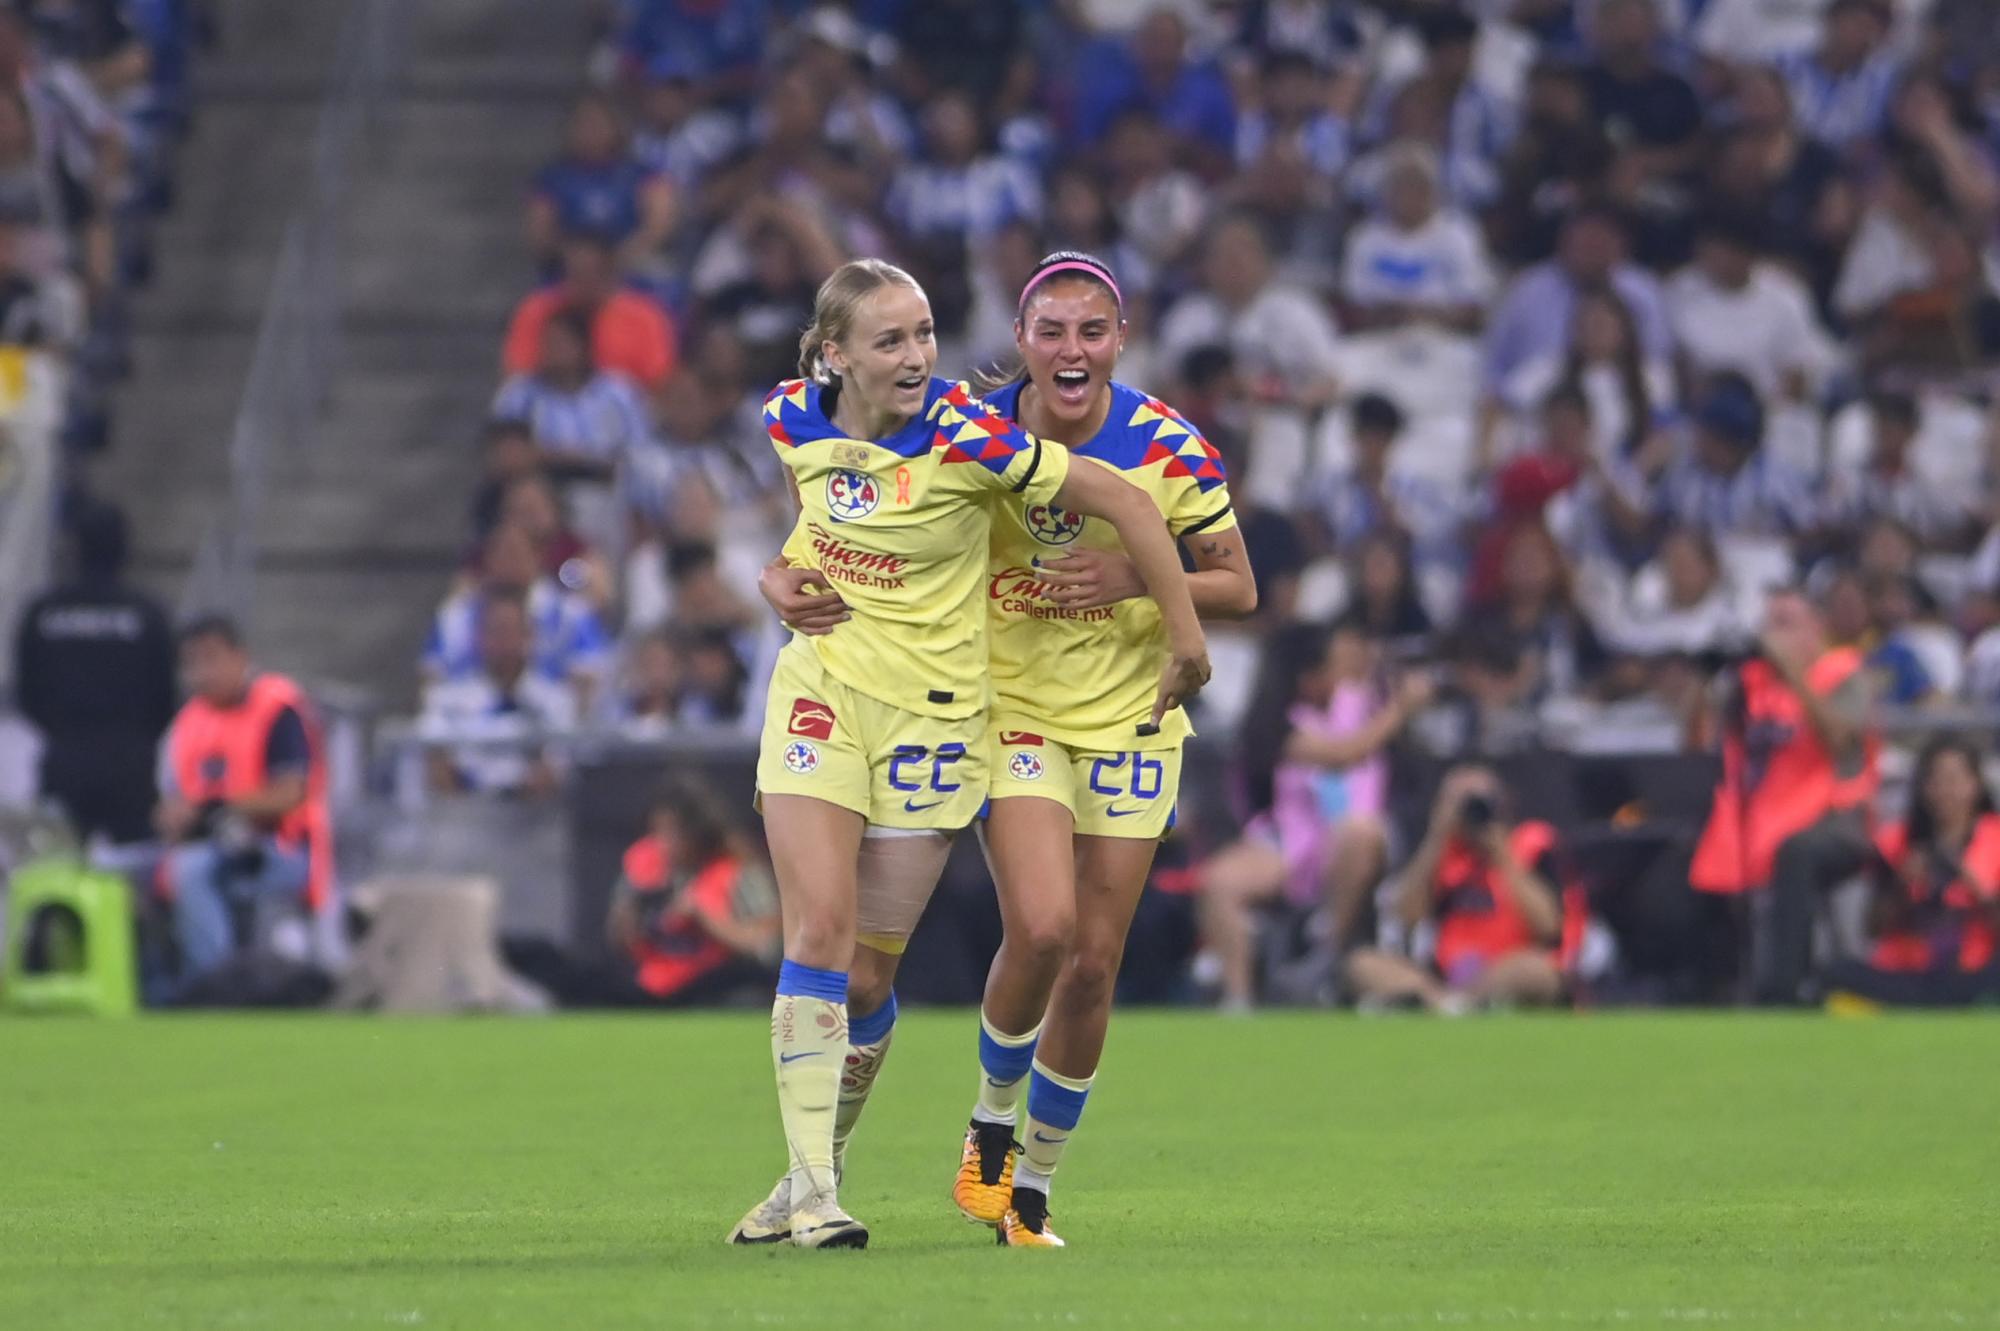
[985,725,1181,840]
[756,640,987,831]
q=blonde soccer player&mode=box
[765,251,1255,1247]
[731,258,1208,1250]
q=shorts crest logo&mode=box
[788,698,837,740]
[1008,750,1045,781]
[826,469,881,521]
[1025,502,1085,546]
[782,740,821,775]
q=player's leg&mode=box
[1194,836,1290,1009]
[999,830,1158,1248]
[757,793,869,1248]
[832,826,953,1175]
[957,778,1078,1225]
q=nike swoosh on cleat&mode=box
[1031,1130,1068,1145]
[778,1051,823,1064]
[904,798,944,812]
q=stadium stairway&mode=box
[97,0,587,707]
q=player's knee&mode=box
[786,907,854,970]
[1061,936,1124,1010]
[1010,903,1075,968]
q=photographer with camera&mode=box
[1346,766,1570,1012]
[1690,587,1880,1004]
[155,617,331,1000]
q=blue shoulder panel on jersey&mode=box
[761,377,955,457]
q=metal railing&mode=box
[179,0,410,625]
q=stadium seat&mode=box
[2,855,140,1017]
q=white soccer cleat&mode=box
[726,1175,793,1246]
[789,1186,869,1250]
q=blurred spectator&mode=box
[630,59,743,195]
[1338,142,1495,335]
[1342,530,1435,654]
[608,0,766,98]
[1494,280,1675,466]
[1196,622,1432,1010]
[1818,564,1933,703]
[1488,382,1596,530]
[1491,60,1614,265]
[423,523,611,701]
[156,616,329,998]
[600,628,683,737]
[0,88,65,273]
[1233,49,1354,181]
[1041,161,1156,309]
[1072,8,1235,169]
[1705,69,1850,305]
[1347,765,1569,1012]
[884,90,1040,333]
[469,473,610,609]
[1690,587,1880,1004]
[605,782,780,1004]
[527,92,674,269]
[1158,215,1341,507]
[1310,392,1463,580]
[1582,526,1754,659]
[0,210,81,349]
[1459,521,1610,703]
[1835,78,2000,370]
[699,195,843,386]
[1821,390,1979,550]
[1667,211,1838,403]
[1357,7,1511,213]
[502,232,678,390]
[1694,0,1845,63]
[1820,737,2000,1005]
[1773,0,1902,152]
[1583,0,1703,184]
[1610,371,1816,542]
[468,418,541,543]
[0,5,125,293]
[418,590,575,800]
[1102,109,1210,273]
[677,623,751,727]
[1483,207,1673,403]
[492,308,652,482]
[12,498,173,843]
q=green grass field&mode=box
[3,1012,1996,1330]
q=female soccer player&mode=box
[765,251,1254,1248]
[735,257,1208,1251]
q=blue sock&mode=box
[776,959,848,1002]
[849,990,898,1047]
[1018,1060,1093,1192]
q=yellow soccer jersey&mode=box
[983,380,1237,751]
[766,376,1071,720]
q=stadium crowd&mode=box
[391,0,2000,1009]
[12,0,2000,1011]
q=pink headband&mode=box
[1018,260,1123,318]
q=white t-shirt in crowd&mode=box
[1156,283,1341,398]
[1340,209,1497,312]
[1667,262,1839,400]
[418,668,577,796]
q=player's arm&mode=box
[1052,460,1210,723]
[1042,524,1258,619]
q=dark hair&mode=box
[179,614,243,648]
[1350,392,1406,438]
[667,540,718,578]
[1867,389,1919,430]
[1179,343,1235,392]
[1261,49,1321,81]
[1564,284,1651,455]
[1238,622,1333,816]
[1904,736,1994,850]
[1694,208,1765,255]
[1416,6,1478,50]
[1541,380,1591,418]
[648,779,735,868]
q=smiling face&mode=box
[1017,275,1124,430]
[823,282,937,423]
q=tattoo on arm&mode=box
[1196,539,1231,560]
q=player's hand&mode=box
[759,560,848,635]
[1040,548,1144,609]
[1151,639,1212,728]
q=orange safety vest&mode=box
[1690,648,1878,895]
[1434,820,1579,975]
[165,672,332,910]
[1868,816,2000,973]
[622,836,740,998]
